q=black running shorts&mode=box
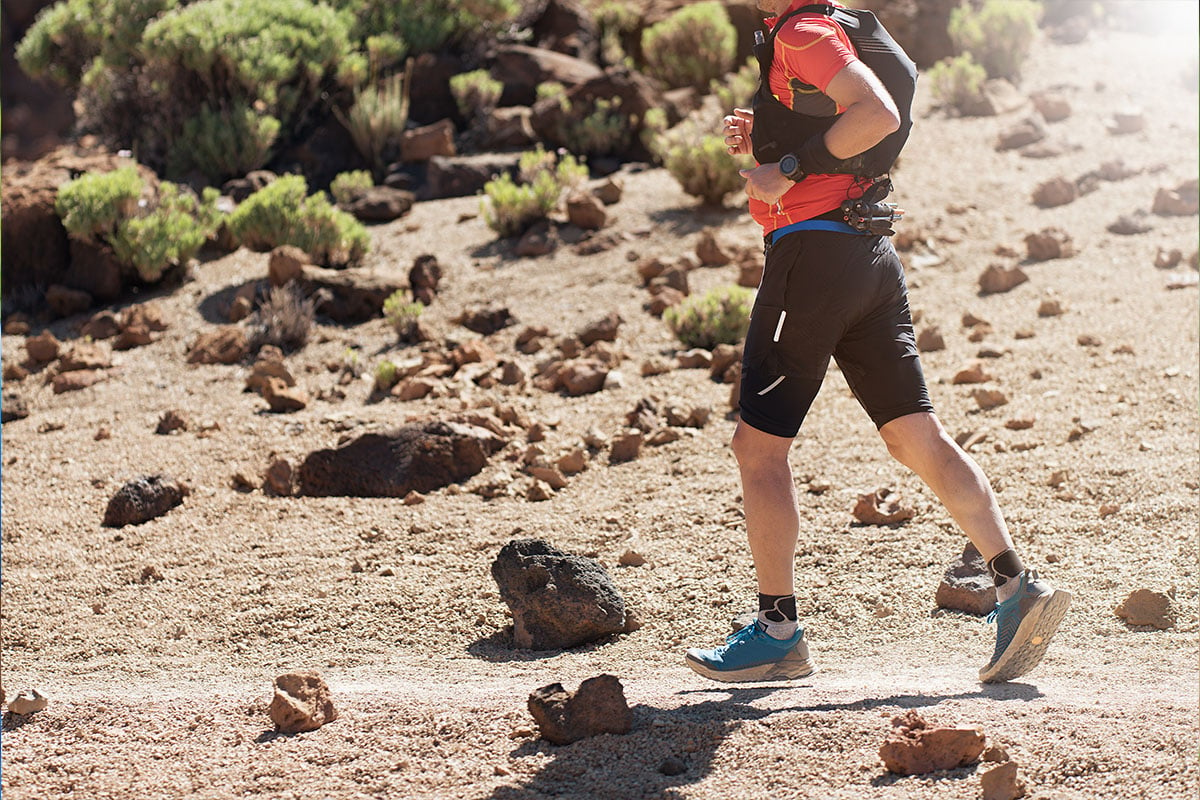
[739,229,934,438]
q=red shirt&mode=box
[751,0,863,234]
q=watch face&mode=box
[780,154,798,178]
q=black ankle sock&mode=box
[758,593,797,623]
[987,549,1025,587]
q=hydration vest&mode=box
[750,3,917,178]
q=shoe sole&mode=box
[685,648,815,683]
[979,589,1072,683]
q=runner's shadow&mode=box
[646,204,747,237]
[485,692,779,800]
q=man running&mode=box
[685,0,1071,684]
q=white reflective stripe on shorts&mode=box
[772,310,787,342]
[757,376,785,396]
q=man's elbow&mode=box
[875,102,901,136]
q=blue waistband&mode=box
[768,218,864,244]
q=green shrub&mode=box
[654,115,743,206]
[330,170,375,205]
[332,0,517,56]
[560,97,633,158]
[383,290,423,341]
[641,2,735,89]
[711,57,758,111]
[228,175,370,267]
[927,54,988,113]
[374,359,399,392]
[166,102,281,184]
[596,1,639,68]
[948,0,1042,82]
[336,67,412,173]
[16,0,178,88]
[55,166,143,242]
[56,166,222,282]
[482,147,587,238]
[111,185,222,281]
[450,69,503,120]
[664,286,754,350]
[249,283,316,353]
[537,81,567,103]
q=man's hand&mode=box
[739,162,793,206]
[722,107,754,156]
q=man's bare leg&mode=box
[730,419,800,596]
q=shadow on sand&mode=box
[484,682,1041,798]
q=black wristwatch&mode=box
[779,153,806,182]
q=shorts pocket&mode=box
[743,303,831,380]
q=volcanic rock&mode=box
[1152,179,1199,216]
[879,711,985,775]
[971,388,1010,410]
[1107,214,1152,235]
[2,392,30,423]
[102,474,189,527]
[566,191,606,230]
[952,361,993,385]
[917,326,945,352]
[269,670,338,734]
[1031,91,1071,122]
[400,119,456,162]
[609,430,644,464]
[343,186,415,222]
[456,305,514,336]
[1025,227,1076,261]
[696,229,732,266]
[263,377,308,413]
[979,264,1028,295]
[59,341,111,371]
[81,310,121,340]
[52,369,108,393]
[45,284,93,318]
[155,410,189,435]
[996,115,1046,151]
[1115,589,1176,629]
[268,245,308,287]
[7,689,48,715]
[1032,176,1077,208]
[25,331,60,363]
[297,421,504,497]
[409,254,442,305]
[853,488,914,525]
[528,674,632,744]
[981,761,1026,800]
[577,312,621,345]
[493,539,626,650]
[559,359,608,396]
[936,543,997,616]
[187,326,249,365]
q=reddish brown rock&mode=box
[1025,227,1076,261]
[647,287,686,316]
[269,670,338,734]
[25,331,61,363]
[246,347,296,395]
[594,176,623,204]
[879,711,985,775]
[155,409,189,435]
[971,388,1010,410]
[81,310,121,340]
[952,361,993,385]
[409,254,442,305]
[188,326,249,365]
[917,326,945,352]
[268,245,308,287]
[696,229,732,266]
[979,264,1028,295]
[577,312,622,346]
[1152,179,1199,216]
[52,369,108,393]
[609,430,644,464]
[853,488,914,525]
[566,191,606,230]
[936,543,997,616]
[993,113,1044,149]
[263,377,308,413]
[1037,299,1066,317]
[556,448,587,475]
[981,761,1026,800]
[45,284,93,318]
[1115,589,1176,629]
[400,119,457,162]
[528,675,632,745]
[1030,91,1071,122]
[560,359,608,396]
[59,341,111,371]
[1032,176,1077,208]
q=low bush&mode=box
[653,114,743,206]
[450,69,503,121]
[111,184,222,282]
[337,67,412,173]
[330,170,375,205]
[374,359,400,392]
[927,54,988,113]
[249,283,316,353]
[56,166,221,282]
[641,2,735,90]
[711,57,758,111]
[662,287,753,350]
[166,102,281,184]
[481,146,587,238]
[948,0,1042,82]
[664,286,754,350]
[333,0,518,58]
[55,166,143,242]
[228,175,370,267]
[595,1,639,68]
[383,290,423,341]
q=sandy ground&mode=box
[2,22,1198,800]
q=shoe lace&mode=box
[724,621,764,646]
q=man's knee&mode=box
[880,412,952,470]
[730,421,791,473]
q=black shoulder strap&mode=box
[770,3,837,37]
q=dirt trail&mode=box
[3,21,1198,800]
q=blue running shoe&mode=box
[979,570,1071,683]
[685,621,815,683]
